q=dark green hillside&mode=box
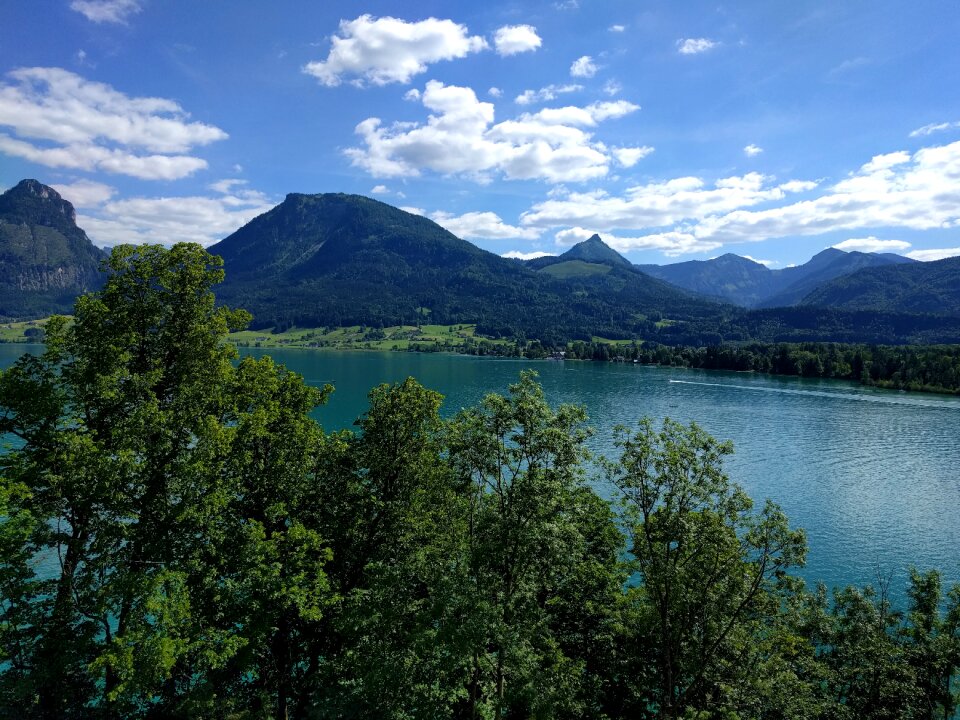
[0,179,106,319]
[528,233,633,270]
[637,253,777,306]
[210,193,726,342]
[756,248,916,308]
[800,254,960,315]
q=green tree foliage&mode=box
[2,244,960,719]
[0,244,332,718]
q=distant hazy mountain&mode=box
[800,254,960,315]
[0,179,106,319]
[638,247,915,308]
[209,194,720,339]
[636,254,778,306]
[755,249,915,308]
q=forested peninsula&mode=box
[3,244,959,719]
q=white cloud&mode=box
[742,255,777,267]
[303,15,487,86]
[493,25,542,56]
[515,83,582,106]
[832,237,911,253]
[488,87,503,98]
[78,189,274,248]
[602,79,623,96]
[371,184,390,194]
[50,179,115,207]
[910,121,960,138]
[906,247,960,261]
[403,88,420,101]
[522,172,782,230]
[345,80,641,183]
[70,0,141,24]
[518,139,960,257]
[570,55,598,78]
[609,24,626,33]
[431,210,541,240]
[779,180,819,193]
[503,250,554,260]
[399,206,425,216]
[677,38,718,55]
[744,143,763,157]
[0,67,226,180]
[555,226,721,256]
[612,146,654,167]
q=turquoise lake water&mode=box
[4,343,960,603]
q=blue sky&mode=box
[2,0,959,267]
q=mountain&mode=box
[0,179,106,319]
[209,194,724,341]
[800,254,960,315]
[636,253,778,306]
[637,248,915,308]
[754,249,915,308]
[527,234,634,273]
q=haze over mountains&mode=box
[2,180,959,344]
[634,249,916,308]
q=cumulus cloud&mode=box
[370,184,389,194]
[909,121,960,138]
[503,250,554,260]
[431,210,541,240]
[518,140,960,257]
[50,179,116,207]
[906,247,960,261]
[779,180,819,193]
[555,226,722,256]
[488,87,503,98]
[515,83,582,106]
[570,55,598,78]
[613,146,654,167]
[744,143,763,157]
[78,187,274,248]
[303,15,487,86]
[493,25,542,56]
[522,172,782,230]
[345,80,641,183]
[832,237,911,253]
[70,0,141,24]
[0,67,226,180]
[677,38,717,55]
[609,24,626,33]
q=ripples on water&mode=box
[4,344,959,605]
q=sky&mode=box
[1,0,959,267]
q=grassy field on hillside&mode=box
[229,323,515,352]
[0,319,48,343]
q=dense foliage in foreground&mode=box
[2,244,960,720]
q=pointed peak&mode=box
[560,234,632,267]
[1,179,77,224]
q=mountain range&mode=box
[2,179,959,345]
[635,249,916,308]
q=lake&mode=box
[4,343,960,603]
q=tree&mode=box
[607,418,807,718]
[446,371,624,719]
[0,244,332,719]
